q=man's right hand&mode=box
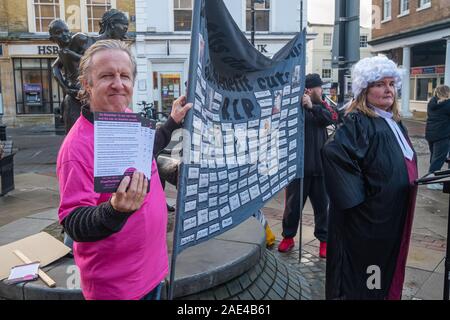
[110,171,148,213]
[302,94,313,110]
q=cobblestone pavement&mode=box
[180,250,311,300]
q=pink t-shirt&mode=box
[57,114,168,300]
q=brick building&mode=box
[0,0,135,127]
[370,0,450,116]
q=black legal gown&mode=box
[322,111,418,300]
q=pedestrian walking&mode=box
[425,85,450,190]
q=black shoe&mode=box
[167,204,175,212]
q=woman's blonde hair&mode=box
[345,87,401,122]
[434,85,450,103]
[77,39,137,104]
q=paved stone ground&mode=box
[1,119,448,300]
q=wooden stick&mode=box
[13,250,56,288]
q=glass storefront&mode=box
[410,65,445,101]
[153,71,182,114]
[13,58,63,115]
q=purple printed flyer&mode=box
[93,112,156,193]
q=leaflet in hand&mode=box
[94,112,156,193]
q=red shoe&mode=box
[319,242,327,258]
[278,238,295,252]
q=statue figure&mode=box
[49,19,91,133]
[96,9,129,41]
[49,9,129,133]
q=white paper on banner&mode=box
[248,119,260,128]
[289,107,299,116]
[240,190,251,205]
[218,170,227,180]
[261,108,272,118]
[229,194,240,211]
[254,90,271,99]
[196,228,208,240]
[209,209,219,221]
[197,209,209,226]
[198,192,208,203]
[249,184,261,200]
[219,195,228,205]
[258,98,273,108]
[209,223,220,234]
[214,92,223,102]
[288,118,298,127]
[209,196,218,207]
[199,173,209,188]
[188,167,200,179]
[183,216,197,231]
[194,98,202,112]
[209,185,218,194]
[229,171,239,181]
[292,86,301,93]
[186,184,198,197]
[289,140,297,151]
[220,205,231,217]
[222,217,233,228]
[181,234,195,246]
[283,85,291,96]
[185,200,197,212]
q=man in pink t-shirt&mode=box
[57,40,191,300]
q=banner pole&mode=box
[168,243,178,300]
[298,178,304,261]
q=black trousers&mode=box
[282,176,329,242]
[428,138,450,173]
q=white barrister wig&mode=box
[351,56,403,99]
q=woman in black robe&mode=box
[322,56,418,300]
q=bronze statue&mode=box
[49,9,129,133]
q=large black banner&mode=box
[172,0,306,255]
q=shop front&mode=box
[151,62,185,115]
[409,65,445,114]
[0,43,64,128]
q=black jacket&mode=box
[425,96,450,143]
[303,100,339,177]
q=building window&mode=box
[174,0,193,32]
[415,77,437,101]
[246,0,270,32]
[322,59,332,79]
[418,0,431,9]
[13,58,63,115]
[360,35,368,48]
[86,0,113,33]
[32,0,62,32]
[383,0,392,20]
[323,33,332,46]
[400,0,409,14]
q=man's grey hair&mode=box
[77,39,137,104]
